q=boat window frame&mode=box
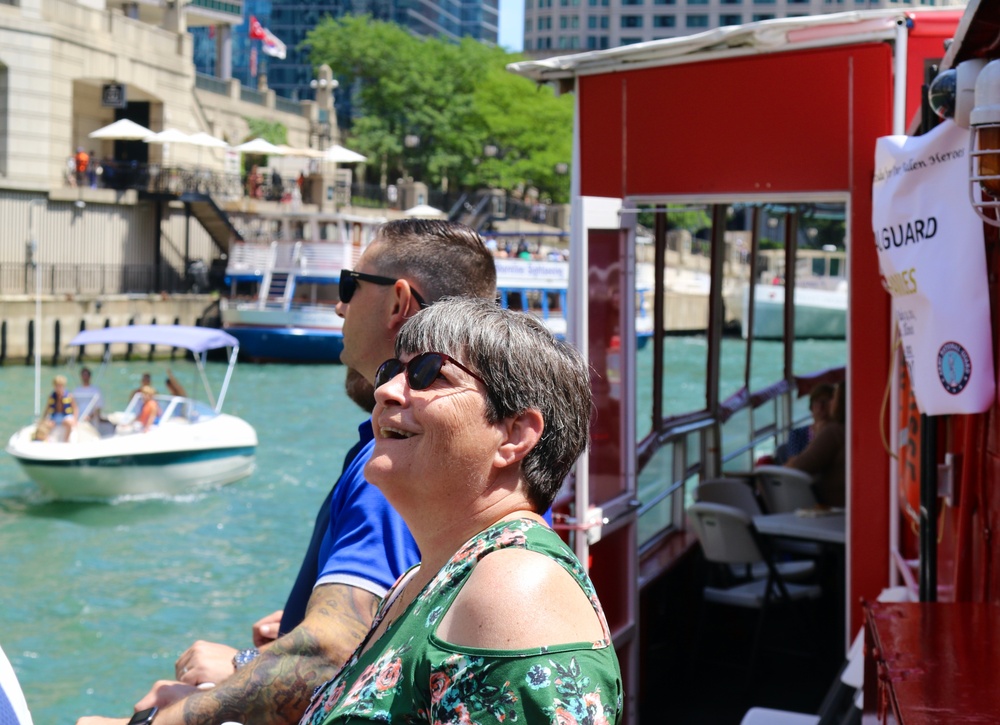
[622,191,850,562]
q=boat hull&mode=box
[225,325,345,363]
[742,284,847,339]
[6,415,257,499]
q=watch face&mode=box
[128,707,157,725]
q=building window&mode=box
[654,0,676,4]
[753,0,774,4]
[557,35,580,47]
[752,12,774,19]
[719,13,741,23]
[621,14,643,27]
[721,0,741,3]
[525,18,532,31]
[653,14,675,26]
[686,13,708,26]
[687,0,708,4]
[537,36,552,48]
[623,0,645,4]
[620,36,643,45]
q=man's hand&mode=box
[175,641,237,686]
[252,610,283,648]
[134,680,201,712]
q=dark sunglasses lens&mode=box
[339,274,356,303]
[407,353,445,390]
[375,359,406,389]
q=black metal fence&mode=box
[0,263,193,296]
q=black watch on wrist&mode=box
[127,707,157,725]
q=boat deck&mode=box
[639,547,845,723]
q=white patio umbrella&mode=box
[235,138,284,155]
[188,132,229,149]
[324,144,367,163]
[88,118,154,140]
[403,203,445,218]
[144,128,192,145]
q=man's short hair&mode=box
[808,383,836,405]
[365,220,497,303]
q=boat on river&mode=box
[5,325,257,499]
[222,235,653,362]
[743,249,848,339]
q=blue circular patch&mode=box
[937,341,972,395]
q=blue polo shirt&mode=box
[279,420,420,634]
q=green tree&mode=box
[304,16,571,201]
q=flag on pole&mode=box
[248,15,287,59]
[250,46,258,78]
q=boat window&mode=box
[660,205,710,418]
[637,444,674,546]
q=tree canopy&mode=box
[304,15,573,202]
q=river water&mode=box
[0,339,844,724]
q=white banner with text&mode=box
[872,120,995,415]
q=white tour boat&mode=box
[5,325,257,499]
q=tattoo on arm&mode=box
[173,584,379,725]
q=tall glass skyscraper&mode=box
[192,0,498,101]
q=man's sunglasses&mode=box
[374,352,486,391]
[339,270,427,308]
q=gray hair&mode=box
[366,219,497,303]
[395,297,592,511]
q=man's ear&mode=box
[389,279,423,327]
[495,409,544,470]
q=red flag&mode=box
[249,15,266,40]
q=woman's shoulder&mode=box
[436,537,607,650]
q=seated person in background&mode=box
[300,297,623,725]
[42,375,76,441]
[136,386,160,433]
[164,369,187,398]
[129,373,152,406]
[774,383,835,464]
[787,382,846,507]
[72,367,104,422]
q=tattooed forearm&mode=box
[166,584,380,725]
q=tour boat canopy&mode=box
[69,325,239,354]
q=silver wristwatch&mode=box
[232,647,259,670]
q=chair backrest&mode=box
[696,479,763,516]
[754,465,819,513]
[687,502,764,565]
[0,644,33,725]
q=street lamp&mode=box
[404,134,421,149]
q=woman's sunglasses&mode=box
[374,352,486,391]
[339,270,427,308]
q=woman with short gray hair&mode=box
[301,296,622,725]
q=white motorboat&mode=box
[5,325,257,499]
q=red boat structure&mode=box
[512,4,1000,722]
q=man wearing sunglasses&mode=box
[79,220,497,725]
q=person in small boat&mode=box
[164,369,187,398]
[136,386,160,433]
[41,375,76,441]
[71,367,104,422]
[787,382,846,507]
[77,220,498,725]
[128,373,152,406]
[300,296,623,725]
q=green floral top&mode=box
[300,518,623,725]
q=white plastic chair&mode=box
[687,502,823,674]
[0,643,33,725]
[754,465,819,513]
[695,479,816,581]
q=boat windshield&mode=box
[123,394,218,424]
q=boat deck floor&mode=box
[638,553,845,723]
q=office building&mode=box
[522,0,963,54]
[192,0,499,101]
